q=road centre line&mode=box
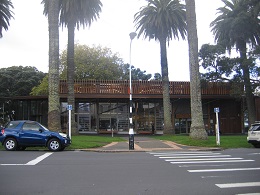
[216,182,260,188]
[1,153,53,166]
[188,167,260,173]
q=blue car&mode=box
[0,120,71,151]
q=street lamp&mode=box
[129,32,137,150]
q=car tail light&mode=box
[1,129,4,134]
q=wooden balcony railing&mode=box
[59,80,232,96]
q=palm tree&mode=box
[42,0,102,134]
[59,0,102,135]
[134,0,187,134]
[185,0,208,140]
[210,0,260,125]
[0,0,14,38]
[42,0,61,131]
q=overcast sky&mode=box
[0,0,224,81]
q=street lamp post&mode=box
[129,32,137,150]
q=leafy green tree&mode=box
[185,0,207,140]
[121,63,152,81]
[199,43,260,97]
[152,73,162,80]
[134,0,187,134]
[60,44,123,80]
[210,0,260,125]
[0,66,45,96]
[42,0,61,131]
[31,75,49,96]
[0,0,14,38]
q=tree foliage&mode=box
[199,43,260,96]
[60,44,153,80]
[30,75,49,96]
[60,44,124,80]
[0,0,14,38]
[210,0,260,125]
[121,64,152,81]
[0,66,46,97]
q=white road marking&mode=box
[236,193,260,195]
[188,167,260,172]
[153,152,221,156]
[170,160,254,164]
[159,155,231,158]
[166,158,242,161]
[25,153,53,165]
[1,152,53,166]
[216,182,260,188]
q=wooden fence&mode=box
[60,80,232,95]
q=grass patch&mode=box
[153,134,253,149]
[67,135,125,149]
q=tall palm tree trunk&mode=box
[159,37,174,134]
[239,43,256,125]
[47,0,61,131]
[67,21,77,135]
[186,0,207,140]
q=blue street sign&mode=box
[67,105,72,110]
[214,107,220,113]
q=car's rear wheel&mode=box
[47,138,61,151]
[4,138,17,151]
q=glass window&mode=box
[22,122,40,131]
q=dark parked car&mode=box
[0,120,71,151]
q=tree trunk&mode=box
[239,43,256,126]
[67,21,77,135]
[159,37,174,134]
[47,0,61,131]
[185,0,208,140]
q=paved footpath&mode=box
[82,136,221,152]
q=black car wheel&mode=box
[253,144,260,148]
[47,138,61,151]
[4,138,17,151]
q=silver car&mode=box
[247,122,260,148]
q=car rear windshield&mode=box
[250,124,260,131]
[6,121,20,129]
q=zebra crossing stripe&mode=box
[165,158,242,161]
[170,160,254,164]
[216,182,260,188]
[188,167,260,172]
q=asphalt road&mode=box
[0,149,260,195]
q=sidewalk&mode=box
[81,136,221,152]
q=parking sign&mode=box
[214,107,220,113]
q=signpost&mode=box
[214,107,220,146]
[67,105,72,139]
